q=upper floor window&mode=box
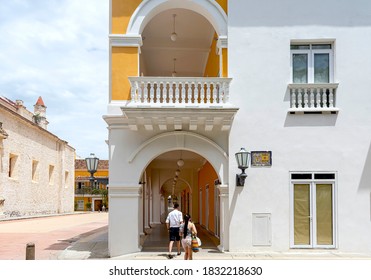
[291,43,333,84]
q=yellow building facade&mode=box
[74,159,109,212]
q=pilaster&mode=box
[217,184,229,252]
[108,185,143,257]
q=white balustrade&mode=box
[288,83,339,111]
[128,77,232,107]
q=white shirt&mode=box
[166,209,183,228]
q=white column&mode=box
[139,183,145,245]
[144,181,151,233]
[217,184,229,252]
[108,185,142,257]
[151,170,162,225]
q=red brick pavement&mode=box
[0,212,108,260]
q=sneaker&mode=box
[177,252,181,256]
[167,254,173,259]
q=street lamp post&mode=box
[85,153,99,189]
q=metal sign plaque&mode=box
[251,151,272,167]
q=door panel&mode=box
[316,184,333,245]
[294,184,311,245]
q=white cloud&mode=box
[0,0,109,159]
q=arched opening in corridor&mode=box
[139,149,221,253]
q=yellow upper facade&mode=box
[110,0,228,101]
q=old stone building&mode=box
[0,96,75,218]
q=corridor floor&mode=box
[142,223,220,253]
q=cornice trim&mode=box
[109,34,143,47]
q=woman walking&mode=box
[180,214,197,260]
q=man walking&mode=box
[165,202,183,259]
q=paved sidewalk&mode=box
[2,213,371,260]
[0,212,108,260]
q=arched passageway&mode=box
[139,148,223,254]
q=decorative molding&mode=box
[217,35,228,49]
[217,184,229,197]
[108,185,142,198]
[126,0,228,37]
[127,131,228,163]
[109,34,143,47]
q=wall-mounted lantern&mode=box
[235,147,250,186]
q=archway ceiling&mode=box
[150,150,206,195]
[141,8,215,77]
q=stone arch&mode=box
[126,0,228,37]
[129,131,228,185]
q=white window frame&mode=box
[289,172,337,249]
[290,43,334,84]
[77,200,84,210]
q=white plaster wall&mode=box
[227,0,371,253]
[0,108,75,218]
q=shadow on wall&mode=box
[228,0,371,28]
[284,113,338,127]
[358,140,371,193]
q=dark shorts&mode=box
[169,227,180,241]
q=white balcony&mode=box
[109,77,237,132]
[128,77,232,108]
[288,83,339,114]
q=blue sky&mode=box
[0,0,109,159]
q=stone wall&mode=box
[0,102,75,218]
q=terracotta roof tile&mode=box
[75,159,109,170]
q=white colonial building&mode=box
[104,0,371,257]
[0,96,75,218]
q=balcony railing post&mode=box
[188,82,193,104]
[194,82,199,104]
[143,82,149,103]
[156,82,161,104]
[212,82,218,104]
[149,82,155,103]
[200,82,205,104]
[310,88,315,108]
[329,88,334,108]
[181,82,186,104]
[315,87,320,108]
[222,81,229,103]
[206,82,211,104]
